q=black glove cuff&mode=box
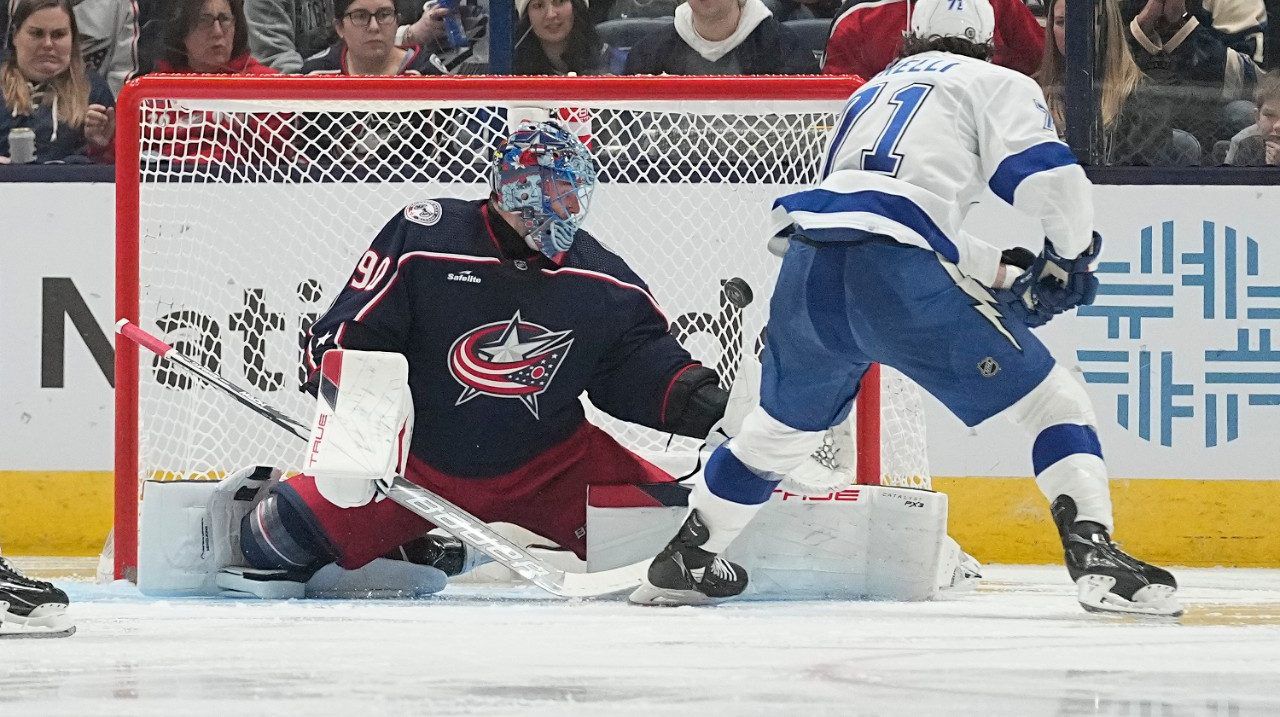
[663,365,727,439]
[1001,246,1036,270]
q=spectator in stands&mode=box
[1227,69,1280,164]
[823,0,1043,79]
[623,0,818,74]
[248,0,483,74]
[1269,0,1279,68]
[304,0,443,74]
[1039,0,1201,165]
[245,0,336,73]
[4,0,138,96]
[300,0,441,172]
[148,0,289,164]
[0,0,114,163]
[67,0,138,94]
[513,0,602,74]
[396,0,450,48]
[1123,0,1263,146]
[154,0,277,74]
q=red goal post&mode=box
[114,75,929,581]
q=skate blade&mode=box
[628,581,729,607]
[1,603,76,638]
[0,624,76,639]
[1076,575,1184,618]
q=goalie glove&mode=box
[994,233,1102,328]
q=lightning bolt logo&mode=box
[940,260,1023,351]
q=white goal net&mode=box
[114,76,931,579]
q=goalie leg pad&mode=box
[240,486,338,572]
[210,465,282,567]
[303,558,448,599]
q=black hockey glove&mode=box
[662,365,728,439]
[995,233,1102,328]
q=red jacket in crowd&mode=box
[823,0,1045,79]
[146,53,292,164]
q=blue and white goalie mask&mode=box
[491,120,598,259]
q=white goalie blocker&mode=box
[138,350,414,596]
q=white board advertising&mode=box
[2,182,1279,480]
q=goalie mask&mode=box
[491,120,598,259]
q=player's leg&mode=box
[482,422,678,559]
[231,474,459,598]
[0,550,74,638]
[632,238,871,605]
[849,243,1179,616]
[1004,365,1179,615]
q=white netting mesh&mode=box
[125,87,931,498]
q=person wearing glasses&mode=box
[153,0,276,74]
[148,0,290,164]
[299,0,443,172]
[303,0,443,75]
[246,0,467,74]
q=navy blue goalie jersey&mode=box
[304,198,699,478]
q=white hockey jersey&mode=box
[775,51,1094,286]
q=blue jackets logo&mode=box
[1076,220,1280,447]
[448,311,574,419]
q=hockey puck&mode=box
[723,277,753,308]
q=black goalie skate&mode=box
[1052,496,1182,617]
[629,510,748,606]
[390,533,492,577]
[0,557,75,638]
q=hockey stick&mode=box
[117,319,648,598]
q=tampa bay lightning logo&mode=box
[448,311,574,418]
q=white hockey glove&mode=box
[307,349,414,508]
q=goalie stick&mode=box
[116,319,647,598]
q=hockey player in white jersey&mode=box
[631,0,1182,616]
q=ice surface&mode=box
[3,565,1279,716]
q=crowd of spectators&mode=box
[0,0,1277,166]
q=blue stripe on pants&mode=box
[704,444,780,506]
[1032,424,1103,474]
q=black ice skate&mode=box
[1052,496,1182,617]
[629,510,748,606]
[0,557,75,638]
[390,533,492,577]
